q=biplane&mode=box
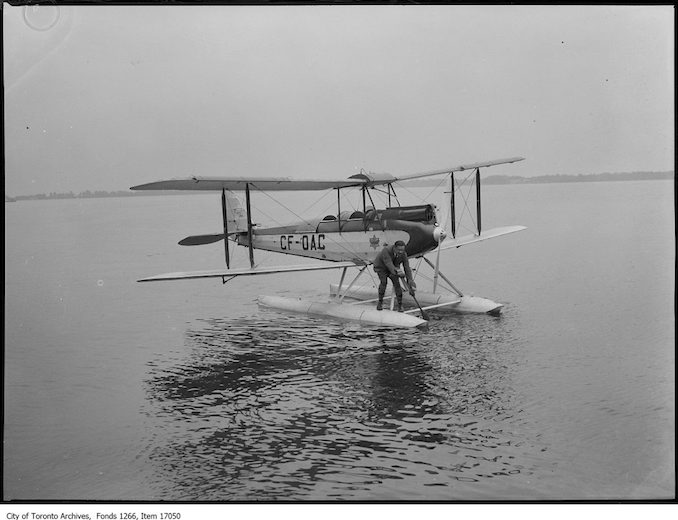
[131,157,526,329]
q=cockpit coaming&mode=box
[316,204,437,233]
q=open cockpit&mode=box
[315,204,437,233]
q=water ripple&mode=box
[142,312,544,499]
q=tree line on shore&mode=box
[5,170,674,202]
[5,189,196,202]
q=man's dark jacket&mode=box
[373,244,413,281]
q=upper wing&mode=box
[130,157,524,192]
[131,177,365,192]
[437,225,526,251]
[389,157,525,184]
[137,261,361,282]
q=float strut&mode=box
[422,257,463,296]
[339,266,368,303]
[335,267,348,297]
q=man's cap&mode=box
[394,240,406,247]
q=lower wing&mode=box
[437,225,526,251]
[137,261,361,282]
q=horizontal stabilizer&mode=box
[178,233,225,246]
[138,261,360,282]
[438,225,526,251]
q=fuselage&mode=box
[235,204,444,264]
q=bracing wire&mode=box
[249,186,380,264]
[298,187,337,218]
[453,171,480,235]
[395,174,449,204]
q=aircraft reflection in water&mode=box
[142,314,548,500]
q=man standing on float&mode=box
[373,240,416,312]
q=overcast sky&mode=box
[3,4,674,195]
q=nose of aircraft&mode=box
[433,226,447,243]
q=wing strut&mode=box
[364,187,377,231]
[336,188,342,235]
[361,186,367,231]
[450,173,456,238]
[475,168,482,235]
[245,183,255,268]
[221,188,230,268]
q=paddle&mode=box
[402,278,428,321]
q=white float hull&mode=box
[329,284,503,315]
[257,295,428,329]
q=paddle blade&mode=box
[178,234,225,246]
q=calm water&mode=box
[4,180,674,500]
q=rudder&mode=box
[224,191,248,233]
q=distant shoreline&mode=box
[5,171,674,202]
[404,170,674,187]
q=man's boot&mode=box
[376,299,383,311]
[396,295,404,312]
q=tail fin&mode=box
[178,191,249,247]
[224,192,248,233]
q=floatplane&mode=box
[131,157,526,329]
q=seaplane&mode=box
[131,157,526,329]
